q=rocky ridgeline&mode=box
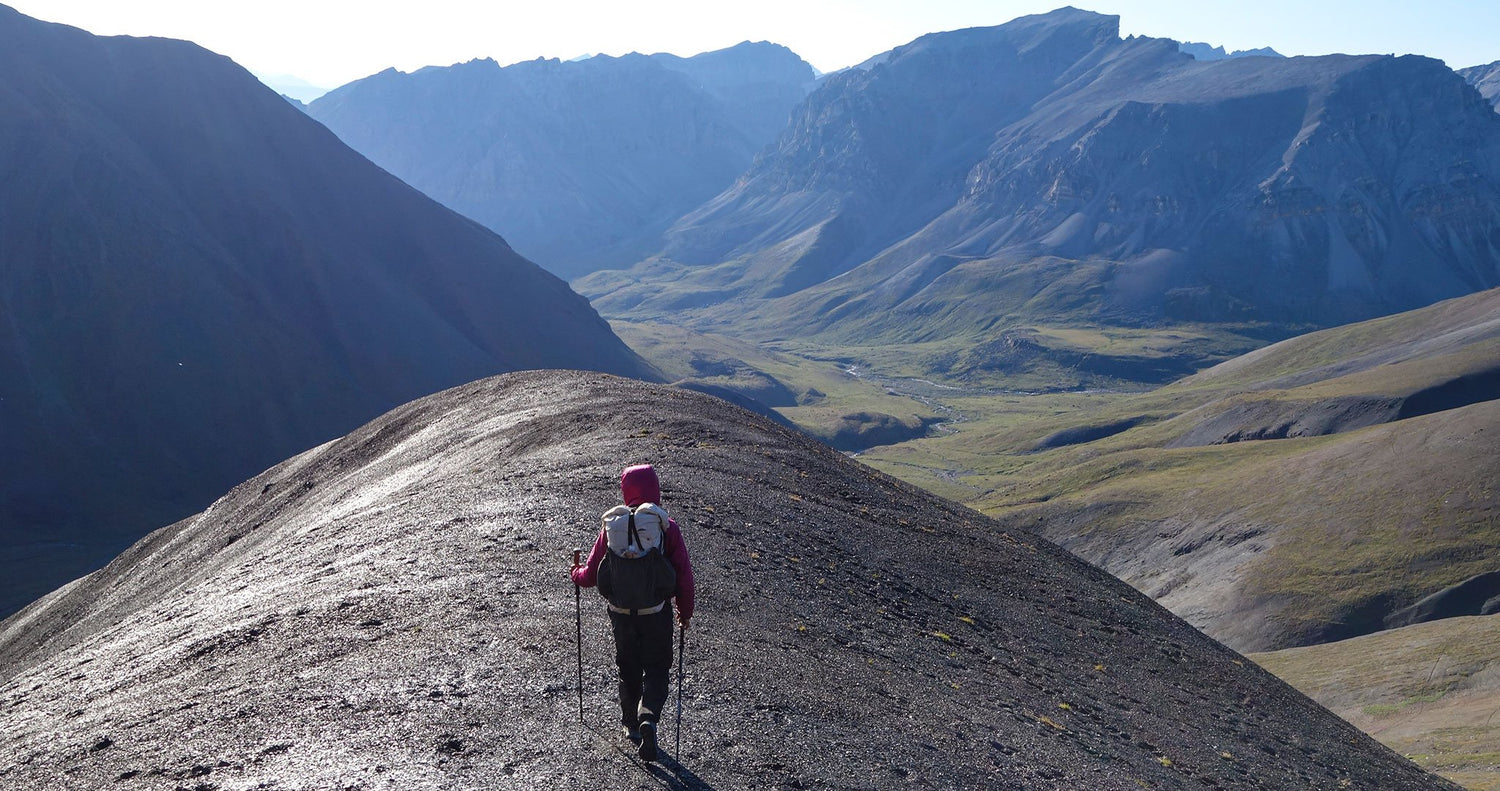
[0,372,1456,789]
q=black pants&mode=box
[608,604,674,726]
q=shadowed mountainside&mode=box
[0,6,654,617]
[583,8,1500,375]
[0,370,1458,790]
[307,42,815,279]
[955,288,1500,651]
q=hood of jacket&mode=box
[620,464,660,507]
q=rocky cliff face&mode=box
[1460,59,1500,110]
[307,42,815,279]
[586,8,1500,349]
[0,370,1458,790]
[0,6,654,617]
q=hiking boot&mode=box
[621,723,640,742]
[637,720,658,762]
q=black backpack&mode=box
[597,503,677,612]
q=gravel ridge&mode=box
[0,370,1457,789]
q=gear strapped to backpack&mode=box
[597,503,678,614]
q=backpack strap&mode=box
[626,512,641,551]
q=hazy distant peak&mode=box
[250,71,330,103]
[876,6,1121,71]
[699,39,786,53]
[651,39,813,75]
[648,40,816,100]
[1179,41,1285,61]
[1004,5,1121,45]
[458,56,503,69]
[838,6,1121,77]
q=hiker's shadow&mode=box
[584,722,718,790]
[646,754,715,790]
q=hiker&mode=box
[571,464,695,761]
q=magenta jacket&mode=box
[571,465,696,623]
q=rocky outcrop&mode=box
[0,7,654,617]
[1385,571,1500,628]
[1178,42,1283,61]
[827,410,937,451]
[0,370,1458,789]
[1460,60,1500,110]
[307,42,815,278]
[1035,416,1148,449]
[1166,395,1406,447]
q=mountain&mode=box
[645,42,820,145]
[960,287,1500,652]
[0,6,655,618]
[1178,42,1284,61]
[584,8,1500,379]
[251,71,330,103]
[0,370,1458,790]
[1459,60,1500,110]
[307,42,816,279]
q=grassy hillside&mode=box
[612,321,942,450]
[620,289,1500,652]
[861,289,1500,651]
[1253,614,1500,790]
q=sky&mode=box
[9,0,1500,92]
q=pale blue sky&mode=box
[9,0,1500,90]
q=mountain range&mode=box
[579,8,1500,376]
[1,5,1495,786]
[0,370,1459,790]
[0,5,652,617]
[306,43,816,279]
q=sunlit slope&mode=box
[1253,614,1500,790]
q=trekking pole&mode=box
[675,621,685,757]
[573,548,584,723]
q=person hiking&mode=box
[571,464,695,761]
